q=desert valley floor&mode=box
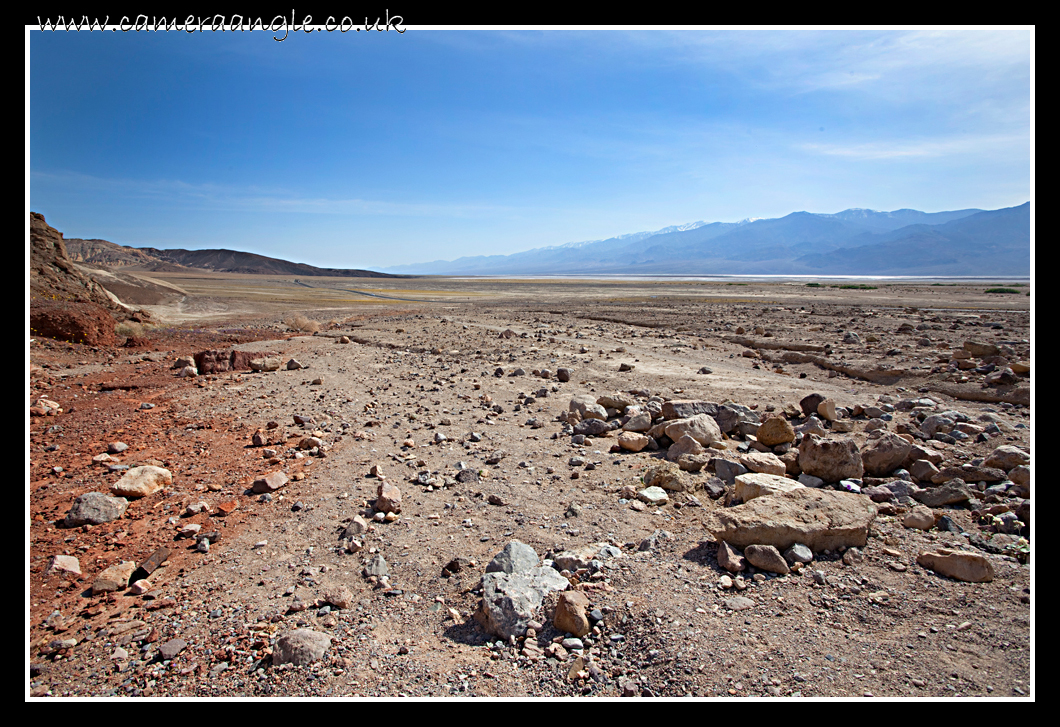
[28,276,1032,698]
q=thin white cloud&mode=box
[800,132,1029,160]
[31,170,517,218]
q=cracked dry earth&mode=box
[28,298,1032,699]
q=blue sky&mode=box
[29,28,1032,270]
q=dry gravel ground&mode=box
[27,282,1032,699]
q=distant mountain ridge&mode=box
[382,204,1029,276]
[64,237,410,278]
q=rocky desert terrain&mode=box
[28,223,1032,699]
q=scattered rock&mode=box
[272,629,332,665]
[982,445,1029,472]
[44,555,81,578]
[642,461,688,492]
[364,555,389,578]
[714,458,749,485]
[800,393,825,417]
[734,450,787,476]
[903,506,936,530]
[861,431,912,477]
[743,544,790,574]
[756,417,795,446]
[159,639,187,660]
[252,471,289,494]
[798,434,864,483]
[637,486,669,505]
[916,549,994,583]
[914,480,973,507]
[617,431,650,452]
[783,544,814,564]
[704,487,877,551]
[733,472,804,503]
[553,590,591,637]
[375,482,402,514]
[485,540,539,574]
[92,561,137,594]
[722,596,755,611]
[663,414,723,446]
[65,492,128,526]
[325,586,355,610]
[717,541,746,573]
[477,567,569,639]
[110,466,172,499]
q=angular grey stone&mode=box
[477,567,569,639]
[661,400,719,420]
[703,477,727,499]
[716,403,758,434]
[622,412,653,432]
[714,458,749,485]
[65,492,129,526]
[783,544,814,564]
[574,418,610,437]
[272,629,332,665]
[638,528,672,551]
[913,480,973,507]
[863,479,916,502]
[569,394,607,421]
[665,434,706,462]
[797,474,825,488]
[909,459,941,483]
[364,555,389,577]
[485,450,509,465]
[920,414,955,437]
[485,541,539,575]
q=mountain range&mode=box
[381,203,1030,277]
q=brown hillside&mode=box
[29,213,142,345]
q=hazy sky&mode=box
[29,27,1032,270]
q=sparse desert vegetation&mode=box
[283,313,322,333]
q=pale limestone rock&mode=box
[110,466,172,499]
